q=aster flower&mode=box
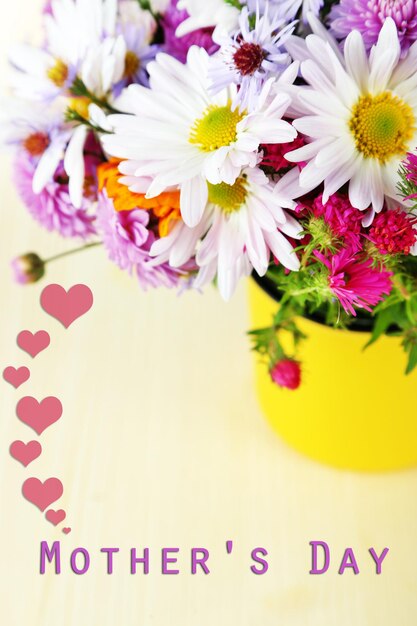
[97,190,194,290]
[308,192,364,250]
[103,46,298,228]
[209,5,295,111]
[283,17,417,222]
[151,166,302,300]
[368,207,417,255]
[13,151,96,239]
[329,0,417,57]
[162,0,218,63]
[272,0,323,22]
[0,99,71,194]
[315,248,393,316]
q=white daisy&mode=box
[10,0,119,101]
[102,46,297,227]
[209,4,295,111]
[150,167,302,300]
[282,17,417,221]
[175,0,241,38]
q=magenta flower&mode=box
[310,193,364,250]
[329,0,417,56]
[316,248,393,316]
[13,151,96,239]
[270,359,301,390]
[96,191,194,290]
[368,208,417,255]
[162,0,218,63]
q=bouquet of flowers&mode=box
[4,0,417,389]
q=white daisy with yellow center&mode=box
[103,46,298,228]
[280,17,417,220]
[149,167,302,300]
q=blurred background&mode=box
[0,2,416,624]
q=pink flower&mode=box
[13,151,96,239]
[310,193,364,250]
[162,0,218,63]
[261,136,306,172]
[368,208,417,255]
[96,191,195,290]
[270,359,301,390]
[330,0,417,56]
[316,249,393,316]
[11,253,45,285]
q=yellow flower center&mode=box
[349,92,415,162]
[47,59,69,87]
[124,51,140,78]
[189,103,244,152]
[68,97,91,120]
[207,178,248,213]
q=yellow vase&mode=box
[249,278,417,471]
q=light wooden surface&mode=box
[1,4,417,624]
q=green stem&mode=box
[44,242,102,265]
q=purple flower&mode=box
[13,151,96,239]
[329,0,417,56]
[162,0,218,63]
[11,253,45,285]
[96,191,194,290]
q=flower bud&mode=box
[270,359,301,390]
[11,253,45,285]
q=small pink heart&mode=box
[16,396,63,435]
[10,440,42,467]
[46,509,66,526]
[62,527,71,535]
[17,330,50,358]
[3,366,30,388]
[40,284,93,328]
[22,477,63,512]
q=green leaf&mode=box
[364,303,403,349]
[406,343,417,374]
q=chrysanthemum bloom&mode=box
[11,253,45,285]
[14,151,96,239]
[309,193,364,250]
[151,166,302,299]
[96,191,193,290]
[329,0,417,56]
[209,5,295,110]
[103,46,298,228]
[162,0,218,63]
[270,359,301,390]
[368,207,417,255]
[315,248,393,316]
[283,18,417,222]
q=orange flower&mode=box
[98,159,181,237]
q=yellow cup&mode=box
[249,278,417,471]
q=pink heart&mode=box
[40,284,93,328]
[45,509,66,526]
[16,396,63,435]
[3,366,30,388]
[17,330,50,358]
[10,440,42,467]
[22,477,63,512]
[62,527,72,535]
